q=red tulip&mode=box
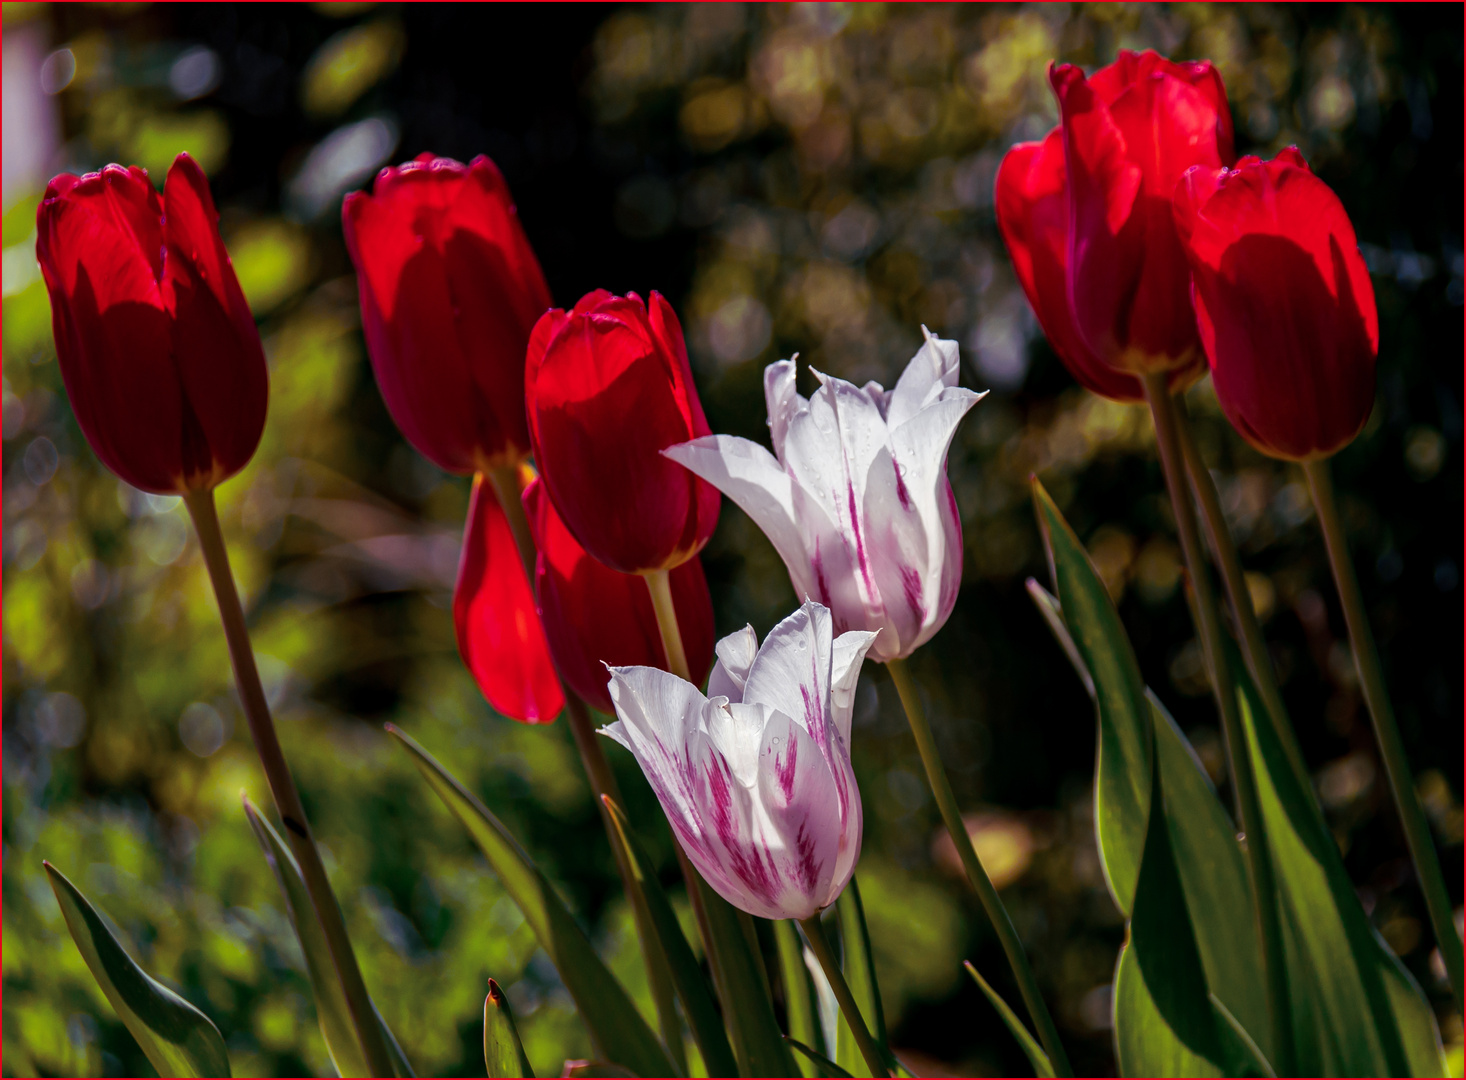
[1000,50,1232,390]
[342,154,551,474]
[35,154,267,494]
[525,290,721,575]
[524,477,713,712]
[1172,148,1378,461]
[455,473,565,724]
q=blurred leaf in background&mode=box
[4,3,1461,1077]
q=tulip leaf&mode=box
[775,920,826,1078]
[686,865,802,1077]
[44,861,231,1078]
[484,979,535,1078]
[963,962,1054,1078]
[785,1036,855,1078]
[601,796,740,1078]
[242,798,413,1077]
[832,879,890,1078]
[1113,757,1232,1078]
[1032,480,1151,915]
[1233,659,1443,1077]
[386,725,676,1079]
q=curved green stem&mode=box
[485,468,685,1071]
[1174,403,1311,790]
[886,656,1073,1077]
[186,489,396,1077]
[1143,375,1292,1074]
[1304,457,1464,1013]
[798,916,888,1078]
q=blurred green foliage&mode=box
[3,3,1461,1077]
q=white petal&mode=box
[763,358,803,459]
[754,710,842,920]
[740,600,834,745]
[708,624,759,703]
[829,629,879,744]
[703,698,769,787]
[859,444,931,661]
[885,329,963,429]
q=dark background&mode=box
[3,3,1461,1076]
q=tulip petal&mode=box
[763,358,804,459]
[454,476,564,724]
[830,630,880,745]
[754,710,842,919]
[163,153,268,489]
[708,624,760,704]
[884,329,960,428]
[740,602,835,745]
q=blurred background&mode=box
[3,3,1461,1076]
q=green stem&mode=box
[485,469,686,1070]
[1303,457,1464,1013]
[1174,403,1311,791]
[644,569,692,682]
[798,916,888,1078]
[885,656,1073,1077]
[1143,375,1293,1074]
[185,489,396,1077]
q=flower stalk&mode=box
[798,914,889,1078]
[885,656,1072,1077]
[185,489,396,1078]
[644,568,692,682]
[1142,374,1292,1073]
[1304,458,1464,1013]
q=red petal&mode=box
[162,153,268,488]
[1175,152,1377,459]
[454,475,564,723]
[36,165,187,493]
[524,478,713,712]
[529,291,718,574]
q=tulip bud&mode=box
[666,331,980,662]
[455,474,565,724]
[996,50,1232,393]
[603,601,877,921]
[525,290,721,575]
[36,154,267,495]
[342,154,551,474]
[1172,148,1378,461]
[524,477,714,713]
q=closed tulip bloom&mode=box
[995,129,1201,402]
[666,332,981,662]
[455,473,565,724]
[603,601,877,920]
[36,154,267,494]
[525,290,721,575]
[523,476,714,713]
[342,154,551,474]
[1031,50,1234,379]
[1173,148,1378,461]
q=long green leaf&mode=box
[1113,758,1228,1078]
[1235,665,1441,1076]
[485,979,534,1078]
[243,797,413,1078]
[1033,481,1152,914]
[601,796,739,1078]
[687,865,801,1077]
[775,920,825,1078]
[963,962,1054,1078]
[786,1036,855,1078]
[386,725,676,1078]
[44,861,231,1078]
[832,880,889,1078]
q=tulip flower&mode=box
[603,601,877,920]
[525,290,721,575]
[342,153,551,474]
[1172,148,1378,460]
[997,51,1232,392]
[454,473,565,723]
[665,331,981,662]
[36,154,267,494]
[523,476,714,713]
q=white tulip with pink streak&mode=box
[665,330,983,662]
[601,601,876,920]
